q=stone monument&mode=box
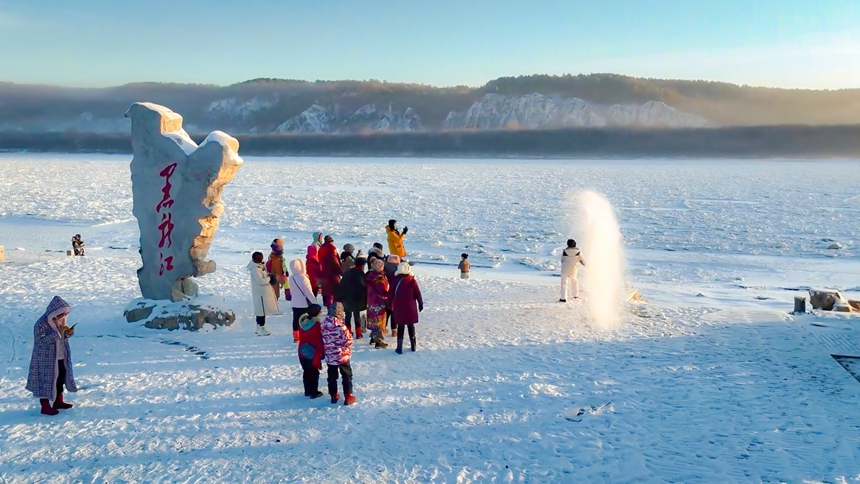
[123,102,241,329]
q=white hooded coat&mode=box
[288,259,318,309]
[561,247,584,278]
[248,261,279,317]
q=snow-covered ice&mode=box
[1,154,859,482]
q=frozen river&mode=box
[1,154,859,483]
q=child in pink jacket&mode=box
[321,302,355,405]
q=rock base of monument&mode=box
[124,296,236,331]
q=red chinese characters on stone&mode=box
[156,163,177,213]
[158,212,174,248]
[156,162,178,276]
[158,254,174,276]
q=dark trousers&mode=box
[344,309,361,332]
[256,316,266,326]
[299,357,320,395]
[327,363,353,396]
[292,307,308,332]
[397,324,416,350]
[57,359,66,396]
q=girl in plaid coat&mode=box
[26,296,77,415]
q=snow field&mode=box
[0,155,859,482]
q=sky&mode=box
[0,0,858,89]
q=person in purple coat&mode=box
[26,296,77,415]
[391,262,424,354]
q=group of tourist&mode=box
[247,219,423,406]
[25,225,582,414]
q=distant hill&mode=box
[1,74,859,134]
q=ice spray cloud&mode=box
[577,190,626,330]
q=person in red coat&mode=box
[298,304,325,398]
[318,235,342,307]
[391,262,424,354]
[306,232,324,297]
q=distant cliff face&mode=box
[444,93,708,130]
[7,74,859,135]
[274,104,424,134]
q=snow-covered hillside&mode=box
[208,97,276,120]
[445,93,710,129]
[275,104,424,134]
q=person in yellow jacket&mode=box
[386,219,408,258]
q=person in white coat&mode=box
[560,239,585,302]
[288,258,318,343]
[248,251,279,335]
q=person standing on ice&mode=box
[340,244,356,274]
[318,235,342,307]
[559,239,585,302]
[386,220,408,259]
[458,253,470,279]
[306,232,324,297]
[297,304,325,399]
[289,259,318,343]
[337,257,367,339]
[383,254,401,337]
[26,296,77,415]
[248,252,278,335]
[71,234,84,256]
[266,239,287,300]
[391,263,424,354]
[365,259,390,348]
[321,303,355,405]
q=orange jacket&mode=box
[386,226,407,257]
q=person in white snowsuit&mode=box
[560,239,585,302]
[248,251,279,335]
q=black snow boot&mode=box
[410,336,417,352]
[395,336,403,354]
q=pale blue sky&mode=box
[1,0,858,88]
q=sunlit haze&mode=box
[1,0,858,88]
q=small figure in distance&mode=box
[559,239,585,303]
[458,253,470,279]
[71,234,85,256]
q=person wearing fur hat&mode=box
[340,244,356,274]
[306,232,324,297]
[367,243,385,268]
[391,263,424,354]
[321,303,355,405]
[266,239,288,299]
[386,220,408,258]
[318,236,342,307]
[298,304,325,399]
[364,259,390,348]
[26,296,78,415]
[248,252,279,336]
[560,239,585,302]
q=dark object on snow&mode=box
[793,296,806,314]
[71,235,85,256]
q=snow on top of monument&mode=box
[198,130,244,165]
[164,130,199,156]
[129,102,181,119]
